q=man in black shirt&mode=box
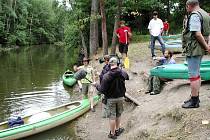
[93,57,129,139]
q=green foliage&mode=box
[1,0,210,48]
[132,33,150,43]
[64,24,81,48]
[8,30,27,45]
[63,0,91,49]
[0,0,68,46]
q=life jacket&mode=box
[182,8,210,56]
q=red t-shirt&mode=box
[116,26,131,44]
[163,22,169,31]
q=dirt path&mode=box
[75,43,210,140]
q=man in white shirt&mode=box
[148,11,165,58]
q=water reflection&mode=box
[0,45,79,139]
[0,81,70,120]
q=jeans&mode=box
[150,35,165,57]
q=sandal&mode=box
[115,128,124,136]
[108,131,117,139]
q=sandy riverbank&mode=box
[75,42,210,140]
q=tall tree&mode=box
[89,0,99,59]
[100,0,108,55]
[110,0,122,54]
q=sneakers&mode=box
[184,96,200,103]
[152,56,157,60]
[115,128,124,136]
[145,90,151,94]
[184,98,192,103]
[152,55,156,60]
[108,128,124,139]
[182,96,200,108]
[91,108,95,112]
[150,91,160,95]
[108,131,117,139]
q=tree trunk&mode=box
[29,14,33,45]
[6,0,14,35]
[166,0,170,20]
[89,0,99,59]
[110,0,122,54]
[13,0,16,30]
[79,29,88,58]
[100,0,108,55]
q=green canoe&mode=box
[164,39,181,44]
[62,71,77,86]
[150,61,210,80]
[154,38,182,52]
[0,95,100,140]
[155,42,182,52]
[162,34,181,40]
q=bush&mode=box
[131,33,150,43]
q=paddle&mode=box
[124,30,130,69]
[124,57,129,69]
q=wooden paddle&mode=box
[124,30,130,69]
[124,56,129,69]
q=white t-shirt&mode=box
[148,18,164,36]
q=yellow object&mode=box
[124,57,130,69]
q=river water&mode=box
[0,45,79,139]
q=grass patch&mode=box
[131,33,150,43]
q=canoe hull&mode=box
[150,61,210,81]
[0,96,100,140]
[155,42,182,52]
[62,71,77,86]
[162,34,181,40]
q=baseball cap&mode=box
[186,0,199,5]
[109,57,118,65]
[83,57,89,62]
[153,11,158,15]
[104,55,110,61]
[118,20,125,26]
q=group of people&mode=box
[74,54,128,139]
[148,0,210,109]
[73,0,210,139]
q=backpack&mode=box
[8,116,24,128]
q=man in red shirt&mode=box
[116,21,132,58]
[163,19,169,36]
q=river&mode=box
[0,45,79,140]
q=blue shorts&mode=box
[186,56,202,78]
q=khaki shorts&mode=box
[82,83,94,99]
[106,98,124,119]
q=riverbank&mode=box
[75,42,210,140]
[0,46,19,53]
